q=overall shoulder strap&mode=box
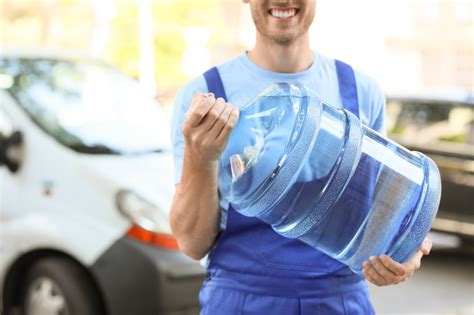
[335,60,359,118]
[203,67,228,101]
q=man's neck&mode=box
[247,34,314,73]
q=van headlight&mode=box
[116,190,171,234]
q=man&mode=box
[170,1,432,313]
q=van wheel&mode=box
[21,257,102,315]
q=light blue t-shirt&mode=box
[170,51,386,228]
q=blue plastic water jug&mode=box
[218,83,441,272]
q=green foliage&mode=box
[105,0,221,91]
[439,133,467,144]
[105,1,140,78]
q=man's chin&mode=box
[267,33,298,46]
[274,37,293,46]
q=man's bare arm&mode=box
[169,93,239,260]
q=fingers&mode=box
[190,92,213,110]
[369,256,398,284]
[408,250,423,270]
[363,249,428,287]
[190,92,207,107]
[184,93,215,129]
[200,97,226,131]
[217,106,240,142]
[207,102,234,139]
[363,254,421,286]
[380,255,405,276]
[420,238,432,255]
[181,93,239,161]
[363,261,387,286]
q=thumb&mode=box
[420,238,432,255]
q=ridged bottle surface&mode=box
[218,83,441,272]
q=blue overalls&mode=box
[200,61,376,315]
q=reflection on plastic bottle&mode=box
[218,83,441,272]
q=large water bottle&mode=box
[218,83,441,273]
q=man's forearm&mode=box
[169,150,221,260]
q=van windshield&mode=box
[0,57,170,154]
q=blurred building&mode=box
[383,0,474,91]
[1,0,472,102]
[236,0,473,93]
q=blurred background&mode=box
[2,0,473,105]
[0,1,473,315]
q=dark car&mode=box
[386,92,474,244]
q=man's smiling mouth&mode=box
[268,8,298,19]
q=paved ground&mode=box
[5,234,472,315]
[369,237,474,315]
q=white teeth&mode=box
[270,9,296,18]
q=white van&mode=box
[0,49,204,315]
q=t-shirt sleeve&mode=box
[369,81,387,136]
[170,76,208,184]
[354,70,387,136]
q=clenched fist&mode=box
[182,92,240,166]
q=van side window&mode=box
[387,101,474,147]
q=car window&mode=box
[0,58,170,155]
[387,100,474,150]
